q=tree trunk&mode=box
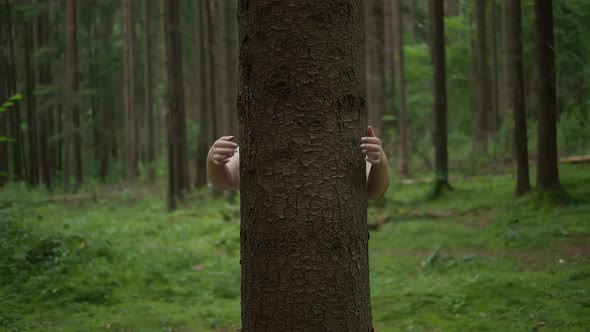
[384,0,395,128]
[534,0,560,190]
[429,0,451,194]
[205,0,219,144]
[65,0,81,190]
[144,0,155,183]
[366,0,386,137]
[194,0,209,189]
[24,21,39,186]
[35,3,51,189]
[98,5,113,181]
[122,0,139,180]
[503,0,530,196]
[475,0,491,152]
[226,0,238,138]
[490,0,499,137]
[394,0,409,177]
[0,53,8,186]
[238,1,372,330]
[4,0,25,182]
[162,0,189,209]
[407,0,416,41]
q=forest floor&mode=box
[1,164,589,331]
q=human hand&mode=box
[360,126,384,165]
[210,136,238,165]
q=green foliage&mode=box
[1,166,589,331]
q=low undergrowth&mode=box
[1,164,588,331]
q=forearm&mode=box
[366,155,390,200]
[207,149,239,190]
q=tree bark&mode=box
[98,5,113,182]
[503,0,530,196]
[205,0,219,144]
[429,0,451,194]
[475,0,491,152]
[238,1,372,330]
[366,0,386,137]
[394,0,409,177]
[407,0,416,41]
[144,0,155,183]
[534,0,560,190]
[36,2,51,189]
[490,0,499,137]
[162,0,189,209]
[0,52,8,186]
[122,0,139,180]
[4,0,25,182]
[24,21,39,186]
[226,0,238,138]
[194,0,209,189]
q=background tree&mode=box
[122,0,138,180]
[430,0,451,194]
[366,0,386,136]
[475,0,491,152]
[535,0,560,190]
[503,0,531,196]
[144,0,155,183]
[394,0,409,177]
[238,1,372,330]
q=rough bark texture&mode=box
[238,1,372,331]
[503,0,530,196]
[430,0,450,193]
[394,0,409,177]
[534,0,560,190]
[475,0,490,152]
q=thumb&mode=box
[367,126,376,137]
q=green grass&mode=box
[1,164,589,331]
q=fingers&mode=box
[360,143,382,153]
[367,126,376,137]
[361,137,381,145]
[214,140,238,149]
[365,155,381,164]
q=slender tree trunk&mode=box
[144,0,155,183]
[238,1,372,330]
[503,0,530,196]
[475,0,491,152]
[4,0,25,182]
[534,0,560,190]
[194,0,209,189]
[205,0,219,144]
[0,53,8,186]
[384,0,395,126]
[430,0,451,194]
[35,5,51,189]
[226,0,238,138]
[122,0,138,180]
[162,0,189,209]
[24,22,39,186]
[490,0,499,137]
[368,0,386,136]
[64,0,78,190]
[98,6,113,181]
[394,0,409,177]
[69,0,82,190]
[407,0,416,41]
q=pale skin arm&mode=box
[363,126,390,200]
[207,136,240,190]
[207,126,390,199]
